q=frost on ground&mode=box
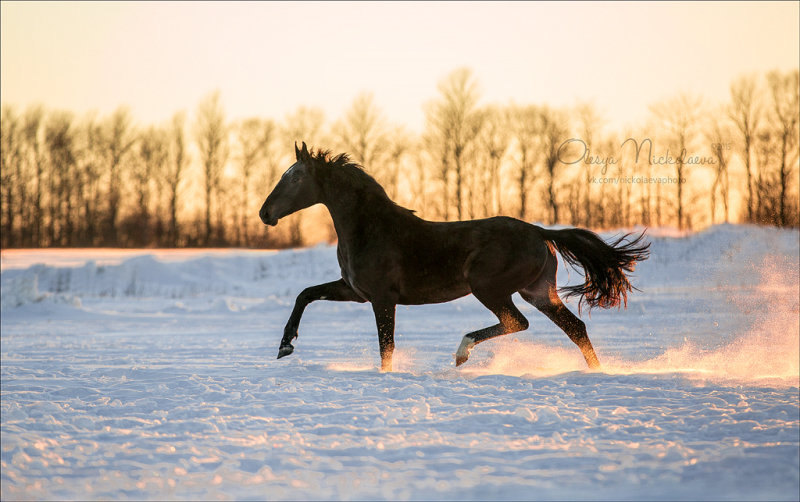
[1,224,798,500]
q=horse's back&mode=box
[456,217,551,292]
[429,216,550,261]
[392,215,551,302]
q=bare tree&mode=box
[15,113,35,246]
[75,113,105,245]
[1,106,22,247]
[159,112,188,246]
[729,75,762,222]
[650,93,703,229]
[44,111,78,246]
[21,107,45,246]
[194,91,228,245]
[422,123,451,220]
[753,128,778,224]
[424,68,483,220]
[476,105,510,217]
[283,106,326,146]
[334,92,389,165]
[130,126,167,245]
[575,103,604,227]
[540,106,570,224]
[101,107,136,245]
[509,104,540,220]
[464,108,489,220]
[599,136,620,228]
[332,92,413,203]
[236,117,275,246]
[406,141,433,218]
[383,126,411,202]
[765,69,800,227]
[706,111,733,223]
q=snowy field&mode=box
[1,224,798,500]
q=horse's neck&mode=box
[321,188,399,242]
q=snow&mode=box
[2,224,799,500]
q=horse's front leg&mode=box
[278,278,365,359]
[372,302,396,372]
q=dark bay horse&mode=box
[260,143,650,372]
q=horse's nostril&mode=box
[260,207,277,226]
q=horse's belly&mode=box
[344,271,471,305]
[396,277,472,305]
[338,239,473,305]
[397,289,471,305]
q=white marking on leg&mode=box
[455,336,475,362]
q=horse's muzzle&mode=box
[259,207,278,226]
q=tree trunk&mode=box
[778,129,788,227]
[744,135,753,221]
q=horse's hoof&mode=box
[277,344,294,359]
[454,336,474,367]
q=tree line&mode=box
[1,68,798,249]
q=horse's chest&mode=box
[336,243,389,301]
[337,245,365,297]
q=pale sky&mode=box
[2,1,798,133]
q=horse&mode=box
[259,142,650,372]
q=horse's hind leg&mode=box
[455,293,529,366]
[520,280,601,369]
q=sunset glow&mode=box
[2,1,798,130]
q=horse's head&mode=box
[259,142,322,226]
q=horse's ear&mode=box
[301,142,309,157]
[294,142,301,160]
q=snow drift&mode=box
[2,224,798,500]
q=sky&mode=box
[1,1,798,134]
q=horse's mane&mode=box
[304,146,415,215]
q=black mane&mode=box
[303,146,415,215]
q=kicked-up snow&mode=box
[1,224,798,500]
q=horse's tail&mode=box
[535,226,650,310]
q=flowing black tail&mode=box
[536,226,650,310]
